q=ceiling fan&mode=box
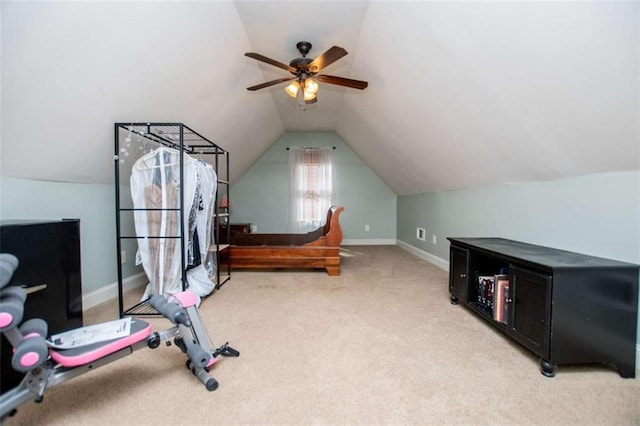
[245,41,368,105]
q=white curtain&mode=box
[288,147,334,233]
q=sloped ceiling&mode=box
[2,1,638,195]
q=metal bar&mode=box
[213,150,221,288]
[286,146,336,150]
[225,151,231,283]
[119,208,181,211]
[115,122,183,127]
[114,122,124,318]
[179,124,187,291]
[119,236,181,239]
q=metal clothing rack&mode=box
[114,122,231,317]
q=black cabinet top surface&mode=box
[1,219,79,227]
[448,237,639,270]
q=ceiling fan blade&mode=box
[247,77,295,91]
[245,52,297,74]
[317,74,368,90]
[308,46,348,73]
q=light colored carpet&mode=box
[5,245,640,425]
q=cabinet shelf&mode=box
[467,302,493,319]
[448,237,639,378]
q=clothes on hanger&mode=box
[187,159,217,295]
[130,147,216,298]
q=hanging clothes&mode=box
[130,147,216,298]
[193,160,217,276]
[186,159,217,295]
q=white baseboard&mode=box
[396,240,449,271]
[82,272,148,311]
[637,344,640,373]
[342,239,396,245]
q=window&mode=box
[288,147,334,233]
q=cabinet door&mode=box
[449,246,469,302]
[507,266,551,358]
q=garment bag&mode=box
[186,160,217,296]
[131,147,197,297]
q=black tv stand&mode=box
[448,237,639,378]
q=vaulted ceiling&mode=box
[2,1,638,195]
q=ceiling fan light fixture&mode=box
[303,77,319,95]
[288,77,317,103]
[285,80,300,98]
[303,90,317,101]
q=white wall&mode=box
[397,171,640,265]
[0,177,141,296]
[230,132,397,242]
[1,1,283,185]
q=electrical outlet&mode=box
[416,227,426,241]
[432,235,437,245]
[364,224,370,232]
[121,250,126,264]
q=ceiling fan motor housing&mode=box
[296,41,312,56]
[289,57,313,75]
[290,42,314,75]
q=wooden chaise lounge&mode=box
[228,206,345,276]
